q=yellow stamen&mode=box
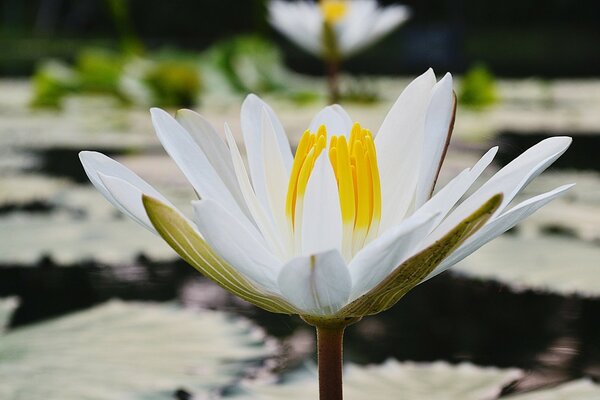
[285,122,382,258]
[319,0,348,24]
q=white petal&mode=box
[430,137,572,241]
[301,153,343,256]
[241,94,293,214]
[268,0,322,56]
[375,69,437,232]
[415,73,455,207]
[79,151,170,233]
[150,108,247,222]
[348,211,438,301]
[175,109,247,212]
[277,250,351,315]
[411,146,498,231]
[309,104,353,136]
[261,109,293,253]
[193,199,282,293]
[225,123,286,258]
[424,184,575,281]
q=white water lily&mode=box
[80,69,572,323]
[268,0,410,59]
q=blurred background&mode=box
[0,1,599,399]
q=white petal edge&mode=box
[79,151,171,233]
[424,183,575,282]
[241,94,293,215]
[415,72,455,207]
[150,108,248,222]
[309,104,353,136]
[193,199,283,294]
[429,137,572,242]
[375,69,437,232]
[277,250,351,316]
[348,211,439,301]
[301,152,343,256]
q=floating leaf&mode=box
[0,301,277,400]
[506,379,600,399]
[228,360,522,400]
[453,235,600,297]
[0,297,18,332]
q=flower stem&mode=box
[327,58,341,104]
[316,325,345,400]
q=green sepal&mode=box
[142,195,298,314]
[339,194,503,317]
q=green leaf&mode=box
[340,194,503,317]
[228,360,522,400]
[0,300,277,399]
[142,195,297,314]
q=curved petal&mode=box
[79,151,171,233]
[425,183,575,281]
[150,108,248,222]
[339,194,502,317]
[143,195,297,314]
[268,0,322,56]
[277,250,351,316]
[375,69,437,232]
[309,104,353,136]
[241,94,293,214]
[193,199,282,293]
[348,211,439,301]
[175,109,247,212]
[430,137,572,241]
[415,73,456,207]
[301,153,342,256]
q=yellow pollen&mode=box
[319,0,348,24]
[286,122,382,257]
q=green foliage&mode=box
[144,60,201,107]
[458,64,499,108]
[75,49,124,95]
[30,60,78,108]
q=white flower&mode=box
[80,69,572,322]
[268,0,411,59]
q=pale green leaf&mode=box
[228,360,522,400]
[506,379,600,399]
[142,194,298,314]
[340,194,502,317]
[0,300,277,400]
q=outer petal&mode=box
[415,73,456,207]
[347,211,439,301]
[150,108,248,223]
[375,69,437,232]
[429,137,572,241]
[339,194,502,317]
[309,104,353,136]
[301,153,343,256]
[241,94,293,214]
[79,151,170,233]
[142,195,297,314]
[175,109,247,211]
[193,199,282,293]
[268,0,322,56]
[425,183,575,281]
[277,250,351,316]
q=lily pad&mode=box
[452,235,600,297]
[506,379,600,399]
[0,297,18,332]
[229,360,522,400]
[0,300,277,400]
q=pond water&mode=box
[1,79,599,397]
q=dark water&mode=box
[1,258,598,394]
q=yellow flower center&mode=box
[286,123,382,258]
[319,0,348,24]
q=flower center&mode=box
[319,0,348,24]
[286,123,382,258]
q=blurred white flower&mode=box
[80,69,572,321]
[268,0,411,59]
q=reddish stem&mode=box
[317,326,345,400]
